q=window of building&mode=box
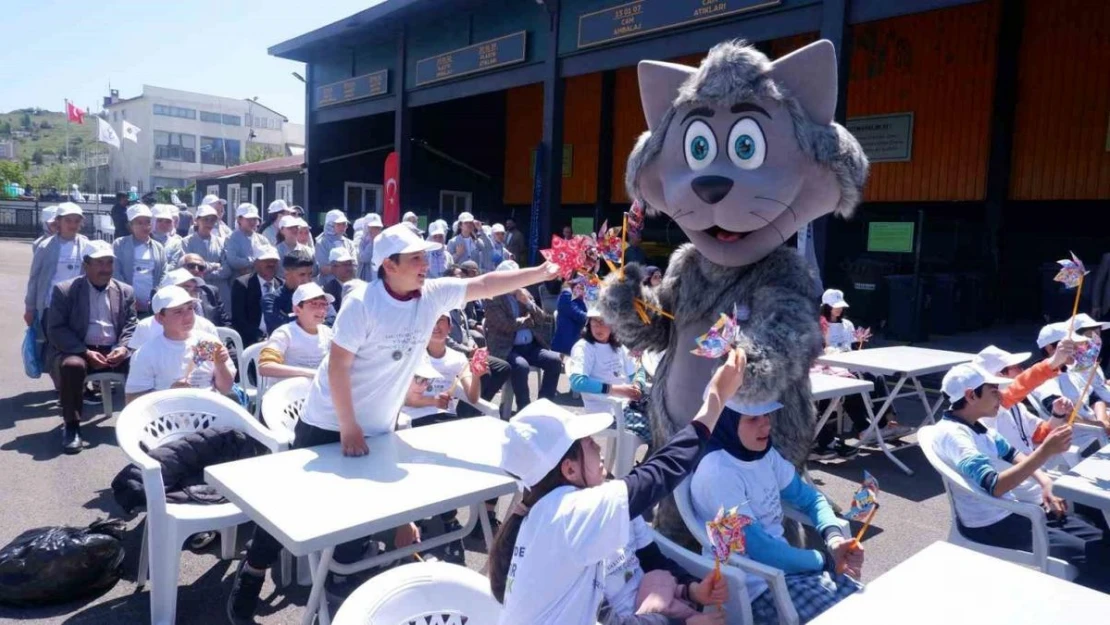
[200,137,242,166]
[275,179,293,204]
[251,183,264,208]
[154,131,197,162]
[153,104,196,119]
[112,111,118,122]
[206,185,220,198]
[344,182,382,215]
[439,190,472,219]
[200,111,222,124]
[222,114,241,126]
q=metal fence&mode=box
[0,199,116,241]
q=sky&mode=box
[0,0,388,125]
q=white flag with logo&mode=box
[122,120,141,143]
[97,117,121,148]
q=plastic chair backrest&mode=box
[239,342,265,395]
[118,389,276,452]
[672,478,711,548]
[217,327,244,359]
[261,377,310,441]
[332,561,501,625]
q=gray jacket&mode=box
[24,234,95,315]
[46,277,136,357]
[222,229,268,277]
[180,232,226,277]
[314,233,357,286]
[153,232,184,269]
[112,236,166,299]
[447,232,490,270]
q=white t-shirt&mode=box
[691,447,796,601]
[406,348,469,421]
[566,339,637,414]
[602,516,654,616]
[825,318,856,352]
[49,239,82,305]
[500,481,631,625]
[129,313,218,352]
[125,330,235,394]
[265,321,333,369]
[1048,368,1110,420]
[132,241,155,306]
[302,278,468,435]
[932,417,1016,529]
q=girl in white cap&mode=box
[354,213,383,281]
[261,199,294,245]
[151,204,184,268]
[447,211,488,267]
[180,204,229,305]
[25,203,93,329]
[314,209,357,286]
[274,216,311,280]
[32,205,59,254]
[490,350,746,625]
[221,203,268,279]
[113,203,166,316]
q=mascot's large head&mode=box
[627,39,868,267]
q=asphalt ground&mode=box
[0,239,954,625]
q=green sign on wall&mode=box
[867,222,915,253]
[571,217,594,235]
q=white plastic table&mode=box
[809,541,1110,624]
[816,346,974,474]
[205,416,518,625]
[1052,443,1110,528]
[809,371,875,451]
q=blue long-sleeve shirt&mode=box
[551,290,588,354]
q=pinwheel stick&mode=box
[635,297,675,320]
[837,505,877,575]
[1068,274,1084,341]
[1067,365,1099,426]
[619,213,629,281]
[711,559,723,612]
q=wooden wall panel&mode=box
[846,0,999,202]
[610,65,641,204]
[502,74,602,205]
[1010,0,1110,200]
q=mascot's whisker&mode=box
[754,196,799,223]
[751,211,787,245]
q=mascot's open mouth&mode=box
[704,226,750,243]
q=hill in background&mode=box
[0,108,98,164]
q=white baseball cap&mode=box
[402,211,418,222]
[458,212,475,223]
[126,204,152,222]
[364,213,383,228]
[371,223,441,269]
[428,222,447,238]
[1072,313,1110,332]
[292,282,335,307]
[496,260,520,272]
[1036,322,1068,349]
[267,199,291,215]
[492,223,505,234]
[498,399,613,488]
[200,194,226,206]
[84,240,114,260]
[253,243,280,261]
[325,209,350,226]
[941,363,1012,402]
[41,205,58,223]
[821,289,849,308]
[151,203,177,220]
[279,215,300,229]
[328,247,354,264]
[236,203,261,219]
[972,345,1031,375]
[161,267,204,288]
[152,285,197,314]
[195,204,219,219]
[57,202,83,218]
[702,384,783,415]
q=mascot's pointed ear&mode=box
[638,60,696,131]
[769,39,837,126]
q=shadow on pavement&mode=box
[810,446,944,503]
[0,414,117,462]
[0,390,59,431]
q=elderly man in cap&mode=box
[177,255,230,327]
[324,246,357,310]
[426,221,455,279]
[25,203,94,330]
[200,194,233,238]
[32,205,59,254]
[151,204,184,268]
[486,223,514,272]
[180,204,229,302]
[446,211,488,268]
[113,203,166,316]
[110,192,131,237]
[231,243,284,346]
[46,240,136,453]
[315,209,357,286]
[355,213,384,282]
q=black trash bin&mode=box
[884,274,929,342]
[929,273,959,336]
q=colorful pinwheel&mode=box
[469,347,490,377]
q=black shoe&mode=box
[226,558,265,625]
[62,425,83,454]
[468,510,501,540]
[83,386,102,405]
[834,440,860,458]
[809,444,836,460]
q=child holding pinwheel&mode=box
[690,395,863,624]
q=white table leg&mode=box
[911,376,946,425]
[303,546,334,625]
[813,398,842,438]
[479,501,495,550]
[861,387,914,475]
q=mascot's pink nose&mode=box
[691,175,733,204]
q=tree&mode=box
[0,121,10,136]
[30,163,82,192]
[20,113,31,130]
[31,149,43,165]
[0,160,27,187]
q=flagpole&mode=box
[64,99,70,162]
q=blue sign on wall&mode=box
[414,31,528,87]
[576,0,781,49]
[316,70,390,108]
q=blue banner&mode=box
[529,143,544,266]
[576,0,781,49]
[414,31,528,87]
[316,70,389,108]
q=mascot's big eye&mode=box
[727,118,766,170]
[683,120,717,171]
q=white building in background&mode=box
[96,85,304,198]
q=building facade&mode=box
[191,155,306,222]
[272,0,1110,333]
[0,140,16,161]
[96,85,305,195]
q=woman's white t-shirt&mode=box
[406,348,469,420]
[125,330,235,393]
[566,339,636,414]
[265,321,333,369]
[602,516,654,616]
[302,278,468,435]
[825,318,856,352]
[500,480,631,625]
[129,313,218,352]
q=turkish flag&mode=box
[383,151,400,226]
[66,101,85,125]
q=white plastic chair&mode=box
[499,366,543,418]
[603,396,644,478]
[115,389,284,625]
[237,342,265,418]
[216,326,243,359]
[86,371,126,418]
[332,561,501,625]
[651,528,752,625]
[260,376,312,586]
[917,425,1079,580]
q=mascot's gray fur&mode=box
[600,39,868,534]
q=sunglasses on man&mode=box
[184,262,207,272]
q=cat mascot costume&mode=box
[600,39,868,534]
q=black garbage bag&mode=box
[0,519,125,607]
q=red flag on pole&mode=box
[66,101,85,125]
[383,151,400,226]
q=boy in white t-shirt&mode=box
[403,313,480,424]
[125,286,235,402]
[258,282,334,380]
[228,223,562,623]
[129,268,219,351]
